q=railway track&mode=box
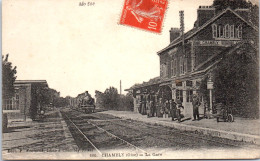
[65,110,191,148]
[63,108,259,151]
[71,110,242,147]
[62,113,102,154]
[61,110,147,154]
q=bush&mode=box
[118,94,134,111]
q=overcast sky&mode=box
[3,0,257,97]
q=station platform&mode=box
[2,109,78,159]
[101,110,260,145]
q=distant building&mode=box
[126,6,258,117]
[2,80,48,120]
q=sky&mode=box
[2,0,257,97]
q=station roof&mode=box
[14,80,48,87]
[157,7,258,55]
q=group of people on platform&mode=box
[138,94,201,122]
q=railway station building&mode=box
[126,6,259,118]
[2,80,48,120]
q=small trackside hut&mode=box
[2,80,49,121]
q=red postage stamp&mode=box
[120,0,168,33]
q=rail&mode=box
[62,110,147,153]
[67,108,258,149]
[62,113,102,155]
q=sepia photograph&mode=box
[2,0,260,159]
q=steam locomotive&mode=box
[70,91,95,113]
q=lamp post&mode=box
[207,74,214,114]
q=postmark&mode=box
[120,0,168,33]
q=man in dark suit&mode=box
[192,94,200,121]
[170,99,177,121]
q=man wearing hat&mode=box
[170,99,177,121]
[192,94,200,121]
[157,98,163,117]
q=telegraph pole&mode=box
[180,10,187,74]
[120,80,122,95]
[179,10,185,54]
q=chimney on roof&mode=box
[197,6,216,27]
[169,28,181,42]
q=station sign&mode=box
[194,40,241,47]
[207,81,214,89]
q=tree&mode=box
[29,86,69,120]
[94,88,134,111]
[2,54,17,100]
[118,92,134,111]
[213,0,252,10]
[95,90,105,109]
[103,87,119,110]
[30,84,51,120]
[47,88,61,107]
[251,3,259,26]
[54,97,69,107]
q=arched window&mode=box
[230,25,234,38]
[212,24,217,38]
[218,25,223,38]
[237,25,242,38]
[224,24,230,38]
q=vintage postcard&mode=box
[2,0,260,160]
